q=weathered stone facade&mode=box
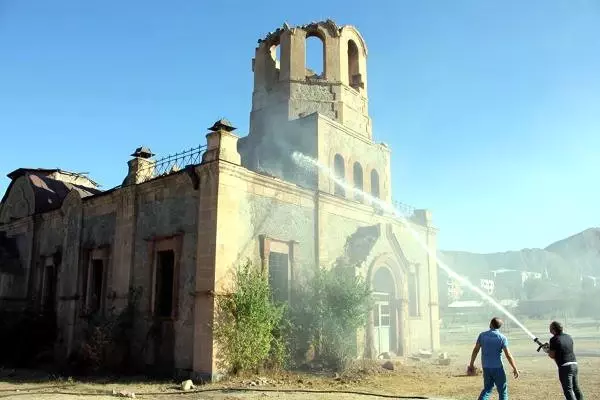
[0,20,440,380]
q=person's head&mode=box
[489,317,503,330]
[549,321,563,335]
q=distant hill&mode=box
[440,228,600,282]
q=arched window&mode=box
[270,44,281,70]
[370,169,380,199]
[347,40,360,89]
[353,162,363,201]
[306,34,325,78]
[333,154,345,197]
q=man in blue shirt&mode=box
[468,317,520,400]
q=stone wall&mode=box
[288,82,337,120]
[204,163,315,376]
[0,218,34,306]
[37,211,65,257]
[316,115,391,202]
[214,163,316,287]
[131,172,198,373]
[390,222,440,353]
[82,213,116,248]
[317,195,377,267]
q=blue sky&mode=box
[1,0,599,253]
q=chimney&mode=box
[202,119,241,165]
[123,146,155,185]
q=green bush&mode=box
[213,260,285,375]
[286,263,372,371]
[214,260,371,375]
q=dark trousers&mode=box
[558,363,583,400]
[478,367,508,400]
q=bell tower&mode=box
[238,20,391,203]
[248,20,371,139]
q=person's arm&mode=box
[469,342,481,368]
[503,347,519,378]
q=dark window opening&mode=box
[89,259,104,313]
[155,250,175,318]
[353,162,364,201]
[333,154,345,197]
[268,251,289,303]
[371,169,380,199]
[347,40,362,89]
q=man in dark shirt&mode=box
[544,321,584,400]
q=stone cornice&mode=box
[211,160,316,201]
[317,113,386,150]
[317,192,386,224]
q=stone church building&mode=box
[0,20,440,379]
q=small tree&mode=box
[321,265,372,369]
[214,260,285,375]
[285,263,372,371]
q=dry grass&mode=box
[0,331,598,399]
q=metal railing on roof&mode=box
[127,144,207,186]
[392,200,416,219]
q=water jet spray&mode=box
[291,151,541,343]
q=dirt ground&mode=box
[1,326,598,400]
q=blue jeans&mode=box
[558,364,583,400]
[478,367,508,400]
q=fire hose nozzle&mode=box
[533,337,548,352]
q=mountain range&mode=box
[439,228,600,282]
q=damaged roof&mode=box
[28,174,102,214]
[1,171,103,218]
[7,168,100,188]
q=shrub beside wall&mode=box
[214,260,372,374]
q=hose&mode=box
[145,387,429,398]
[0,385,429,399]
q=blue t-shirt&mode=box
[477,329,508,369]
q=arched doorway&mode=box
[372,267,396,356]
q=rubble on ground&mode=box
[112,389,136,398]
[181,379,195,391]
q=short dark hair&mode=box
[550,321,563,334]
[490,317,503,329]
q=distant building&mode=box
[480,278,495,295]
[441,268,543,304]
[447,278,463,302]
[582,275,599,289]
